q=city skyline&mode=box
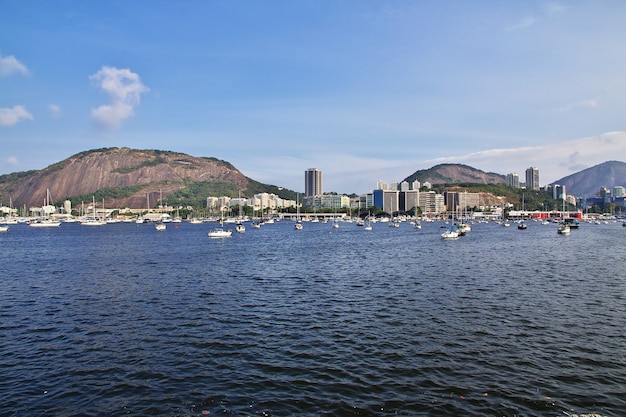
[2,2,626,194]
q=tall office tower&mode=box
[506,173,520,188]
[552,184,566,200]
[525,167,540,190]
[305,168,323,197]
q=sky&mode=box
[2,1,626,194]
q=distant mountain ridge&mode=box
[403,164,505,185]
[1,148,623,208]
[551,160,626,198]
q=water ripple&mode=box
[0,221,624,416]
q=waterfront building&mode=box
[216,196,231,209]
[361,193,374,208]
[613,186,625,198]
[400,190,420,213]
[525,167,540,190]
[419,191,445,215]
[305,168,323,198]
[373,189,399,213]
[303,193,350,211]
[0,205,18,216]
[206,197,219,209]
[320,194,350,209]
[370,181,446,214]
[443,191,481,214]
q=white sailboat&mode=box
[412,205,422,229]
[235,191,246,233]
[441,225,459,239]
[29,189,61,228]
[557,222,570,234]
[208,206,232,238]
[294,193,303,230]
[364,212,372,231]
[3,198,18,225]
[557,199,570,235]
[81,196,106,226]
[441,198,459,239]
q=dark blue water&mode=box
[1,220,624,416]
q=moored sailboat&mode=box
[208,206,232,238]
[81,196,106,226]
[29,189,61,228]
[294,193,303,230]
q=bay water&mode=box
[1,219,624,416]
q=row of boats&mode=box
[2,215,623,237]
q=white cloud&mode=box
[89,66,149,130]
[5,156,18,165]
[0,105,34,126]
[505,16,537,32]
[49,104,62,118]
[554,99,599,112]
[0,53,29,76]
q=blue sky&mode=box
[2,1,626,194]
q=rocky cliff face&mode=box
[2,148,249,208]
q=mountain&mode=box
[0,148,291,209]
[403,164,505,185]
[551,160,626,198]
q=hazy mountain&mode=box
[0,148,291,209]
[551,160,626,198]
[403,164,506,185]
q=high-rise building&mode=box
[506,173,520,188]
[552,184,566,200]
[376,180,389,190]
[525,167,539,190]
[305,168,323,197]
